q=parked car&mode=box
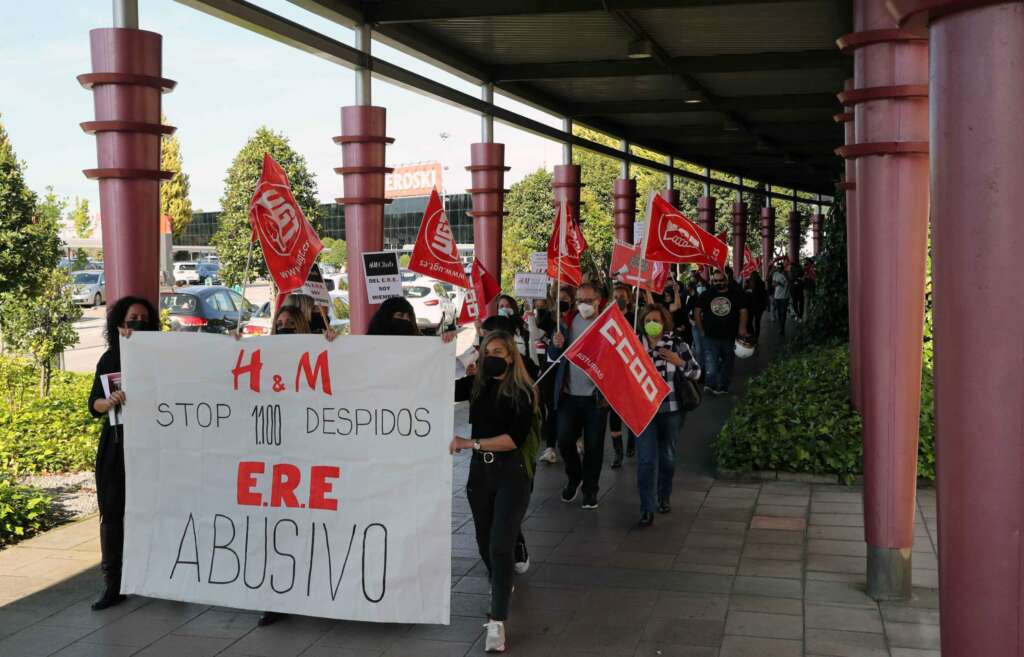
[173,262,201,286]
[242,292,350,336]
[196,261,221,285]
[400,269,418,284]
[404,279,457,334]
[160,286,254,334]
[323,273,347,292]
[437,281,466,310]
[70,269,106,307]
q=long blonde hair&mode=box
[473,330,537,411]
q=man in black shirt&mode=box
[695,270,750,394]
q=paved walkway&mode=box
[0,332,942,657]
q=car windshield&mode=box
[178,263,197,271]
[160,293,200,314]
[73,273,99,284]
[405,286,431,299]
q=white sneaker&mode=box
[514,557,530,575]
[576,438,584,455]
[484,619,507,652]
[539,447,558,464]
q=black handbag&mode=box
[674,368,702,411]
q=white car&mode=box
[404,279,457,334]
[173,262,201,285]
[242,293,350,337]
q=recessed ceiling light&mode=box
[684,99,703,104]
[628,38,652,59]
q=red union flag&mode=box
[409,189,470,288]
[563,304,670,435]
[458,258,502,325]
[741,247,759,278]
[609,240,669,293]
[547,201,587,287]
[642,194,728,271]
[249,154,323,294]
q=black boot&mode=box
[92,522,126,611]
[626,434,636,458]
[610,434,623,469]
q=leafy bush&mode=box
[0,472,57,546]
[0,357,99,474]
[790,197,849,351]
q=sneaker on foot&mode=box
[713,387,728,396]
[484,619,507,652]
[576,438,584,455]
[581,494,599,510]
[539,447,558,464]
[561,480,581,503]
[611,453,623,469]
[514,541,530,575]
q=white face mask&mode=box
[498,307,514,318]
[577,302,595,319]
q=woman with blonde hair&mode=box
[449,330,537,653]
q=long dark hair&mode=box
[367,297,421,336]
[105,296,160,353]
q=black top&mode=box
[698,288,749,340]
[88,349,124,440]
[454,376,533,447]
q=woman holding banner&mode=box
[88,296,160,610]
[635,303,701,527]
[449,331,537,653]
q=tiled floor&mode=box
[0,332,942,656]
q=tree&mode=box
[502,168,553,292]
[321,237,348,269]
[212,127,321,287]
[26,187,63,285]
[0,268,82,395]
[0,116,46,296]
[70,197,92,238]
[160,123,194,240]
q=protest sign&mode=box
[100,373,123,426]
[513,273,549,299]
[119,333,453,624]
[529,252,548,274]
[276,263,331,314]
[361,251,402,304]
[633,221,645,246]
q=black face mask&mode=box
[125,320,149,331]
[389,318,416,335]
[482,356,509,378]
[276,327,297,335]
[309,313,327,334]
[615,298,627,311]
[559,301,570,313]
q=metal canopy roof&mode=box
[182,0,851,197]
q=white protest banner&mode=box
[633,221,645,246]
[529,251,548,274]
[513,273,549,299]
[361,251,403,305]
[120,333,453,624]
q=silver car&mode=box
[71,269,105,307]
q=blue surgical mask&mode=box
[497,307,513,318]
[697,285,707,294]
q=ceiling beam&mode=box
[569,93,839,115]
[358,0,821,24]
[493,51,850,81]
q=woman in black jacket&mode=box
[87,296,160,610]
[449,330,536,653]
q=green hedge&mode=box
[0,357,100,474]
[0,473,56,546]
[714,343,936,483]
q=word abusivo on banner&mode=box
[457,258,501,325]
[546,200,587,288]
[408,189,470,288]
[609,240,669,294]
[249,154,323,296]
[560,304,670,435]
[641,193,729,272]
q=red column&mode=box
[811,214,824,256]
[760,207,776,280]
[837,0,929,599]
[553,163,582,230]
[698,196,716,236]
[731,202,747,279]
[787,210,802,264]
[836,79,863,411]
[335,106,392,335]
[467,143,508,314]
[659,188,680,208]
[79,28,175,309]
[889,0,1024,651]
[613,178,637,244]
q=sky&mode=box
[0,0,565,221]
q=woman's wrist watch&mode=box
[473,440,482,451]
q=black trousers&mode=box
[466,453,532,621]
[792,287,805,319]
[556,395,609,496]
[751,308,763,341]
[95,428,126,586]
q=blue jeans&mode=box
[556,395,609,496]
[703,336,735,391]
[636,411,683,513]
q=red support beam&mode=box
[837,78,863,412]
[336,105,392,334]
[889,0,1024,651]
[787,210,802,264]
[732,201,747,279]
[760,206,776,280]
[840,0,929,600]
[659,188,680,208]
[79,28,175,309]
[613,178,637,244]
[467,142,509,314]
[811,213,824,256]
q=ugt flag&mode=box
[563,304,670,435]
[642,194,728,271]
[409,189,470,288]
[547,200,587,287]
[609,240,669,294]
[458,258,502,325]
[249,154,323,294]
[741,247,759,278]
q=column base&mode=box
[866,545,912,600]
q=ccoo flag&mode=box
[562,304,670,435]
[457,258,502,325]
[409,189,470,288]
